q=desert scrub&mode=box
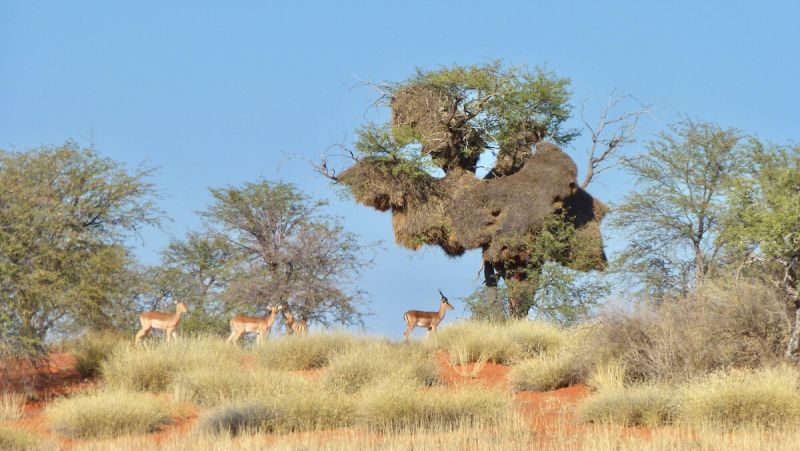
[509,348,584,392]
[356,378,508,431]
[202,389,356,435]
[578,384,677,427]
[678,365,800,428]
[102,337,241,392]
[438,320,567,364]
[72,330,125,378]
[322,342,439,393]
[172,367,312,406]
[47,390,173,438]
[255,332,362,370]
[0,424,38,451]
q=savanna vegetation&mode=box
[1,61,799,449]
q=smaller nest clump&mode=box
[391,84,483,172]
[337,157,440,212]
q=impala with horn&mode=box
[135,300,189,346]
[227,305,282,345]
[403,289,454,342]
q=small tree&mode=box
[0,142,160,357]
[156,232,237,335]
[201,180,369,327]
[722,142,800,361]
[612,119,745,300]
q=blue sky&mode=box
[2,1,798,336]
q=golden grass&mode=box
[72,330,126,378]
[508,349,584,392]
[101,337,242,392]
[322,342,439,393]
[0,391,26,420]
[437,319,567,364]
[46,390,173,438]
[0,424,39,451]
[255,333,361,370]
[678,365,800,428]
[579,365,800,429]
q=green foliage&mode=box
[47,390,173,438]
[612,119,746,299]
[483,212,609,320]
[202,180,369,327]
[0,142,161,357]
[409,61,578,147]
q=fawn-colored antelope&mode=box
[403,289,454,342]
[282,311,308,336]
[227,305,283,345]
[135,301,189,346]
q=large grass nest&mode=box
[338,142,608,270]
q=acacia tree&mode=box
[612,119,746,300]
[0,142,160,357]
[320,62,609,319]
[151,232,237,335]
[201,180,368,327]
[722,142,800,361]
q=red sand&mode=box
[1,350,655,448]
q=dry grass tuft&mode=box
[438,319,568,365]
[255,333,361,370]
[72,330,126,378]
[47,390,173,438]
[509,347,585,392]
[322,342,439,393]
[678,365,800,428]
[0,391,26,420]
[0,424,38,451]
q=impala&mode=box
[227,305,282,345]
[282,311,308,336]
[403,289,454,342]
[135,301,189,346]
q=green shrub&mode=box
[578,385,677,427]
[255,333,361,370]
[678,365,800,428]
[47,390,173,438]
[0,425,38,451]
[509,349,583,392]
[72,331,126,378]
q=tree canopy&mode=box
[0,142,161,357]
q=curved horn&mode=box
[438,289,445,297]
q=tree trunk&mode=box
[786,298,800,363]
[784,260,799,362]
[483,261,504,322]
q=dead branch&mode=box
[580,90,655,189]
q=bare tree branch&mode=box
[580,90,655,189]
